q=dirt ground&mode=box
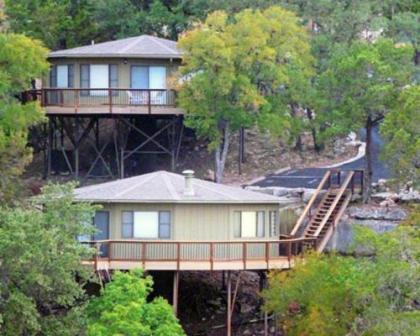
[24,127,358,194]
[171,271,281,336]
[177,129,359,186]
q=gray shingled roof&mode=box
[49,35,182,59]
[74,171,283,204]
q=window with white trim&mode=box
[233,211,265,238]
[122,211,171,239]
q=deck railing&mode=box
[82,237,318,271]
[22,88,177,114]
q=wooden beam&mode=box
[173,271,180,316]
[227,271,232,336]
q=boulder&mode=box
[372,192,398,202]
[347,206,407,221]
[327,218,399,252]
[398,190,420,203]
[379,198,396,208]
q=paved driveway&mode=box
[252,125,390,188]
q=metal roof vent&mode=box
[182,170,195,196]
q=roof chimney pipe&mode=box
[182,170,195,196]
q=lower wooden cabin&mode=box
[74,170,313,273]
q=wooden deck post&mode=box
[173,271,180,316]
[46,118,53,178]
[227,270,232,336]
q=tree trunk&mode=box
[291,104,303,152]
[306,108,322,153]
[214,122,230,183]
[363,116,373,203]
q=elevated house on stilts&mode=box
[74,169,363,335]
[24,35,184,179]
[21,34,364,335]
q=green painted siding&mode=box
[98,202,283,241]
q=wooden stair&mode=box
[289,169,363,253]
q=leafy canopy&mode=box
[87,269,185,336]
[178,6,313,146]
[381,85,420,186]
[263,223,420,336]
[0,33,49,204]
[0,183,97,335]
[317,39,414,139]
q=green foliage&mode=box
[0,182,98,335]
[263,224,420,335]
[316,39,414,199]
[317,39,413,139]
[0,33,49,204]
[87,269,185,336]
[177,6,313,181]
[5,0,97,50]
[381,85,420,186]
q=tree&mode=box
[87,269,185,336]
[0,183,97,335]
[316,39,414,201]
[5,0,97,50]
[381,85,420,187]
[0,33,49,204]
[177,7,313,182]
[263,223,420,336]
[274,0,420,150]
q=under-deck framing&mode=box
[24,88,184,179]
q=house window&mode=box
[80,64,118,96]
[269,210,279,237]
[130,66,167,104]
[57,65,69,88]
[77,211,110,257]
[131,66,166,89]
[50,64,74,88]
[122,211,171,239]
[90,64,108,88]
[233,211,265,238]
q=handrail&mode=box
[316,192,352,252]
[290,170,331,236]
[313,171,354,237]
[81,237,318,271]
[22,88,177,112]
[83,237,318,244]
[36,88,173,92]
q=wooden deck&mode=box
[83,238,317,271]
[22,88,184,115]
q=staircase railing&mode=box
[313,171,354,237]
[290,170,331,236]
[316,191,352,252]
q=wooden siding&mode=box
[100,203,281,241]
[45,57,180,89]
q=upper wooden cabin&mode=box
[75,170,315,272]
[26,35,183,115]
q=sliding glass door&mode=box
[131,66,167,104]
